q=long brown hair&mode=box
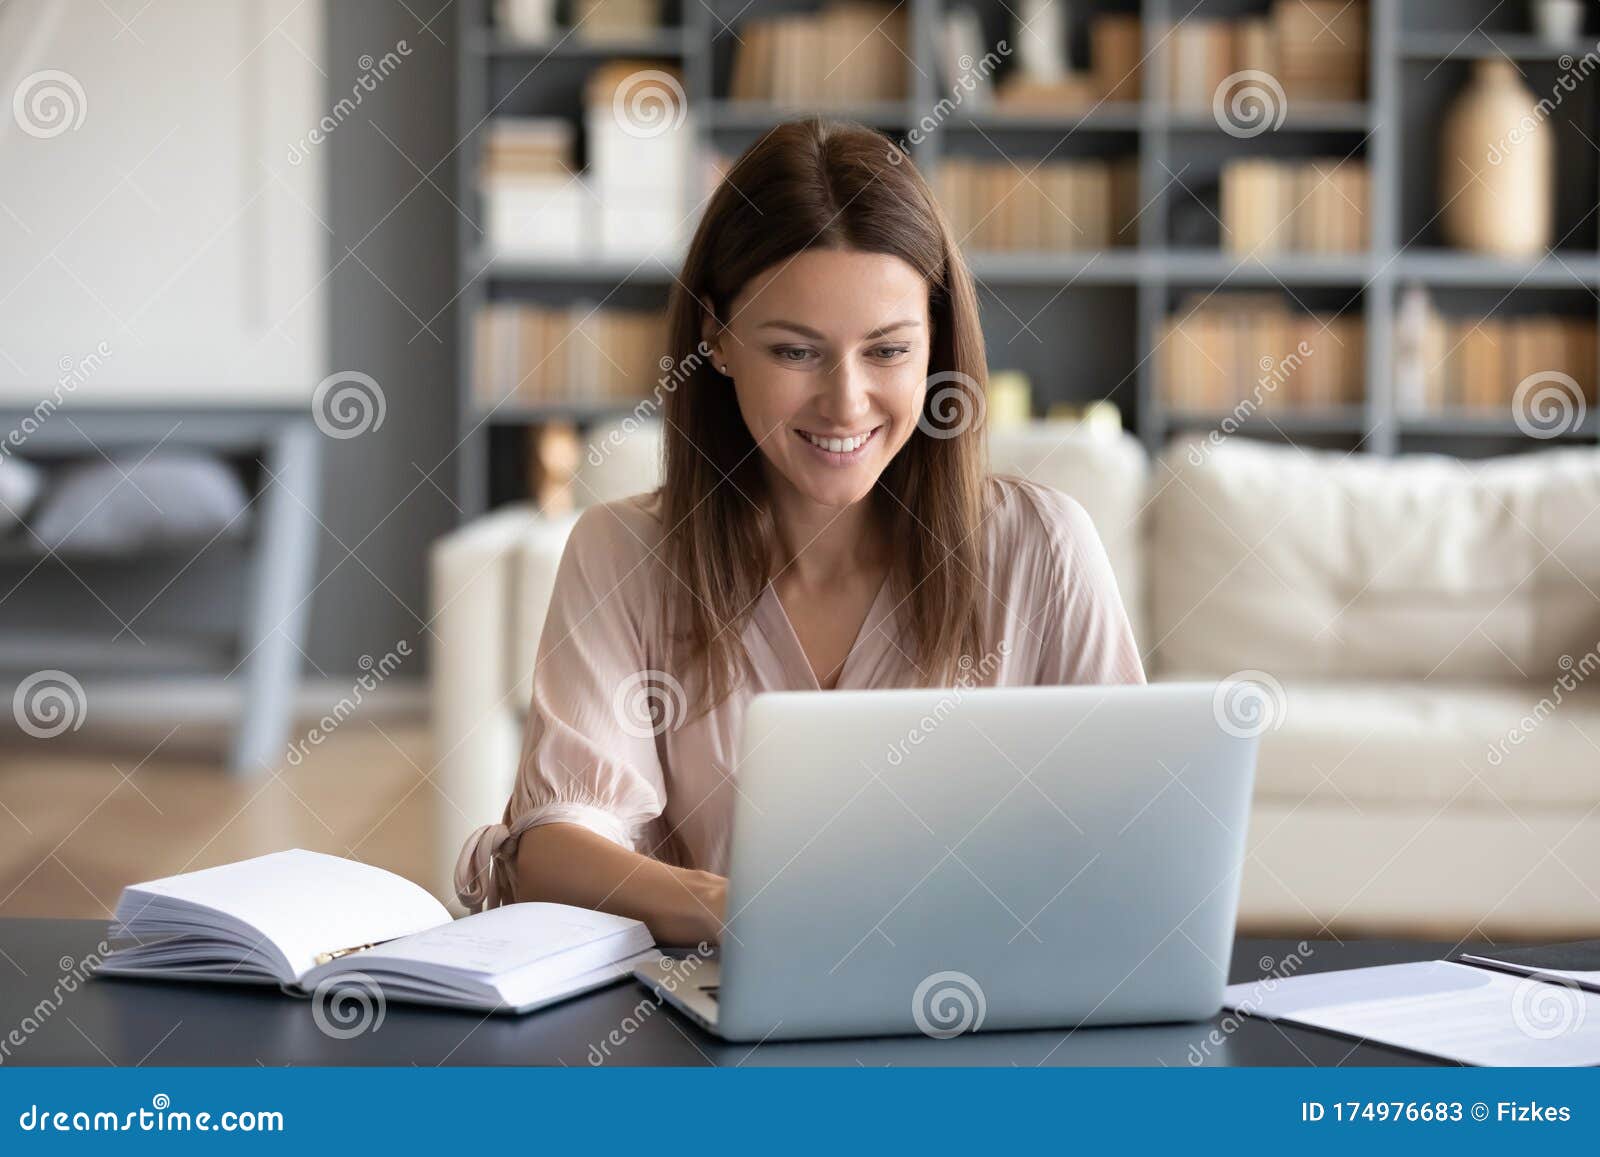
[659,116,990,715]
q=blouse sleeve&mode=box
[1021,483,1147,687]
[454,501,669,912]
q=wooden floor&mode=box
[0,720,442,920]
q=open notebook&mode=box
[98,849,660,1014]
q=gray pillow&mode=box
[0,455,43,530]
[30,452,251,553]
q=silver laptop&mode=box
[633,681,1260,1042]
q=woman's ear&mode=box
[699,305,728,376]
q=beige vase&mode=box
[1439,59,1554,257]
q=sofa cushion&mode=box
[1167,673,1600,808]
[988,426,1148,649]
[575,416,662,506]
[510,512,581,708]
[1149,438,1600,680]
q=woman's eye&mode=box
[869,345,912,361]
[772,346,814,363]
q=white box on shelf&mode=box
[482,175,589,260]
[585,110,691,205]
[495,0,558,42]
[597,197,686,261]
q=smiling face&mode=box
[704,247,931,511]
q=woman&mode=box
[455,117,1144,944]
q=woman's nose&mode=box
[816,356,873,425]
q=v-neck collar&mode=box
[756,573,893,692]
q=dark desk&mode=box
[0,919,1462,1066]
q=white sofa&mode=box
[430,421,1600,939]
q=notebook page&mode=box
[343,903,650,978]
[121,849,450,980]
[1226,961,1600,1066]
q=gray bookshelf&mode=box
[454,0,1600,515]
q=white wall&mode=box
[0,0,326,401]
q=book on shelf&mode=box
[1233,17,1273,76]
[993,75,1101,112]
[1393,286,1598,415]
[937,156,1138,253]
[480,63,690,262]
[1220,158,1368,254]
[729,1,907,105]
[1296,314,1364,408]
[1167,20,1235,111]
[475,302,669,408]
[479,117,588,259]
[1090,14,1143,103]
[480,117,577,180]
[980,13,1142,112]
[728,20,770,101]
[571,0,660,42]
[1160,294,1364,412]
[1275,0,1367,103]
[98,849,660,1014]
[1168,1,1367,110]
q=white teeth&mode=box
[802,429,871,453]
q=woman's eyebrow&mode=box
[757,319,923,340]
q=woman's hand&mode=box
[681,868,727,947]
[513,822,727,948]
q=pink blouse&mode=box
[454,475,1146,912]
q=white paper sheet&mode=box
[1224,961,1600,1066]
